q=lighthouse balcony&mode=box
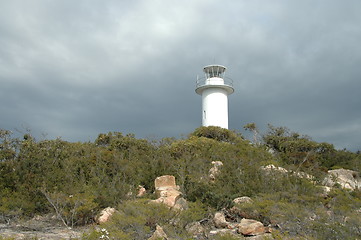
[195,77,234,95]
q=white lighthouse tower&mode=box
[195,65,234,129]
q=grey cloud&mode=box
[0,0,360,151]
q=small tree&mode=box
[41,188,98,228]
[262,124,335,170]
[243,123,260,145]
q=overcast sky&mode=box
[1,0,360,151]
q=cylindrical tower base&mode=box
[201,88,229,129]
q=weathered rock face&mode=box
[148,225,168,240]
[237,218,270,236]
[97,207,116,224]
[155,175,178,189]
[172,197,188,210]
[151,175,188,210]
[323,168,361,191]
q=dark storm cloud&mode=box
[0,0,360,150]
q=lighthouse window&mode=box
[203,110,206,119]
[208,71,222,78]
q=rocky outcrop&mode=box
[151,175,188,210]
[208,198,274,239]
[323,168,361,191]
[148,225,168,240]
[260,164,313,180]
[262,165,361,191]
[210,215,272,239]
[97,207,116,224]
[260,164,288,174]
[172,197,188,210]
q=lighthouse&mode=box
[195,65,234,129]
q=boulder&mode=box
[97,207,116,224]
[161,194,181,206]
[237,218,270,236]
[233,196,253,205]
[173,196,188,210]
[213,212,229,228]
[151,175,187,210]
[323,168,361,191]
[155,175,177,189]
[148,225,168,240]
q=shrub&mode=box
[83,199,210,240]
[242,189,361,239]
[210,232,241,240]
[96,199,176,239]
[176,200,208,226]
[190,126,241,143]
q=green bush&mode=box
[83,199,178,240]
[262,124,360,172]
[177,200,209,226]
[83,199,210,240]
[41,189,98,227]
[211,232,242,240]
[190,126,242,143]
[239,189,361,239]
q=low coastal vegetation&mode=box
[0,125,360,239]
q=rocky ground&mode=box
[0,215,88,240]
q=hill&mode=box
[0,126,360,239]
